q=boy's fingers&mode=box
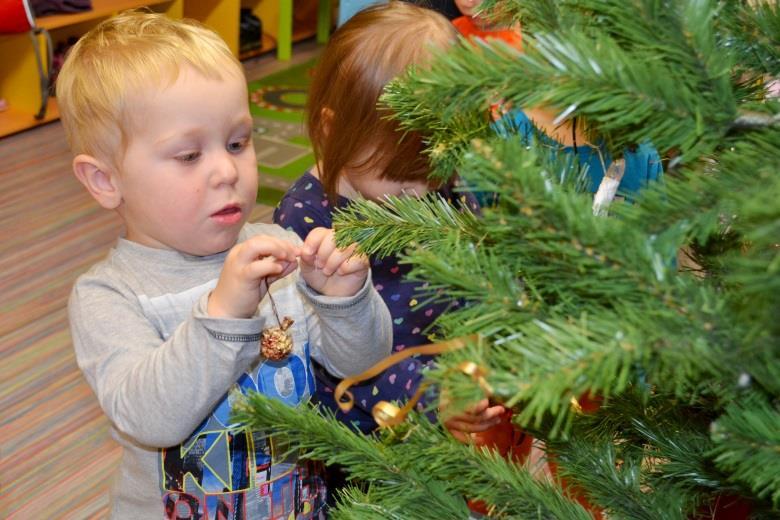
[301,227,331,258]
[314,239,338,271]
[302,231,339,272]
[336,254,369,276]
[321,243,361,276]
[267,259,299,283]
[281,259,299,277]
[241,236,298,263]
[301,229,365,277]
[319,249,343,276]
[244,256,286,280]
[300,229,335,269]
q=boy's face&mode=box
[116,65,257,256]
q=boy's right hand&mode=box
[208,235,299,319]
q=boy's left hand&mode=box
[299,227,369,297]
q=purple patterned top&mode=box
[273,171,479,433]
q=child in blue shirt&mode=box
[492,107,663,198]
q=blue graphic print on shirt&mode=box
[160,345,326,520]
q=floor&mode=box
[0,40,320,519]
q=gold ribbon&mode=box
[371,382,432,428]
[456,361,494,396]
[334,335,488,428]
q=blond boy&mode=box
[58,12,391,519]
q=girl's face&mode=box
[455,0,483,17]
[341,170,433,202]
[331,146,435,202]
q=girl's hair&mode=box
[307,1,457,199]
[57,10,243,167]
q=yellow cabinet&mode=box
[185,0,240,55]
[0,0,331,138]
[0,0,183,137]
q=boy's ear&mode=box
[72,154,123,210]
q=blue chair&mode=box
[337,0,387,27]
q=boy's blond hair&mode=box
[57,10,243,165]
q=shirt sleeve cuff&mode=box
[193,292,266,343]
[296,272,373,317]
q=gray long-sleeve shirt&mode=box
[68,222,392,519]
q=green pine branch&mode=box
[720,0,780,77]
[380,1,780,171]
[332,192,482,258]
[481,0,568,32]
[710,395,780,507]
[552,437,693,520]
[423,300,740,437]
[387,27,736,162]
[544,390,745,518]
[245,0,780,514]
[334,136,756,435]
[234,392,594,518]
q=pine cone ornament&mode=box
[260,317,294,360]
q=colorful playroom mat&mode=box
[249,58,318,207]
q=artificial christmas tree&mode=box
[236,0,780,517]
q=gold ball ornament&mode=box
[261,317,294,361]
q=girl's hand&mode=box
[208,235,299,318]
[299,227,369,297]
[442,398,505,443]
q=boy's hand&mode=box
[299,227,369,297]
[442,398,505,443]
[208,235,299,318]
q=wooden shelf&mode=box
[292,21,317,42]
[239,33,277,60]
[0,98,60,138]
[38,0,177,30]
[238,26,318,61]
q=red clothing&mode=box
[453,15,523,50]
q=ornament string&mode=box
[263,276,283,327]
[334,335,491,427]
